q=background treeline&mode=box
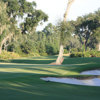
[0,0,100,58]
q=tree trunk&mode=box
[0,46,2,54]
[56,44,64,65]
[98,42,100,51]
[0,33,13,54]
[64,0,75,22]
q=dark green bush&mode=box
[70,50,100,58]
[46,43,59,55]
[70,52,84,57]
[64,49,69,54]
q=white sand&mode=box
[81,70,100,75]
[41,77,100,86]
[41,70,100,86]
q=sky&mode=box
[27,0,100,30]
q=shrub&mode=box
[46,44,59,55]
[28,53,40,57]
[0,51,20,59]
[64,49,69,54]
[70,53,75,57]
[70,52,84,57]
[40,53,48,56]
[83,52,91,57]
[70,50,100,58]
[71,48,78,53]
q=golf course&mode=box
[1,0,100,99]
[0,56,100,100]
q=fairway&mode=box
[0,56,100,100]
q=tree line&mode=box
[0,0,100,57]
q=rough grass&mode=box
[0,56,100,100]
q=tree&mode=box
[0,1,15,54]
[65,35,81,52]
[74,9,100,51]
[20,10,48,34]
[0,0,48,54]
[93,27,100,51]
[55,0,75,65]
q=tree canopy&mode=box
[0,0,100,56]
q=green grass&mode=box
[0,56,100,100]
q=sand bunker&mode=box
[41,70,100,86]
[81,70,100,75]
[41,77,100,86]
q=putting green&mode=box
[0,56,100,100]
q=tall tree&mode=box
[0,0,48,54]
[74,9,100,50]
[55,0,75,65]
[93,27,100,51]
[0,1,15,53]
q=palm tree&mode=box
[55,0,75,65]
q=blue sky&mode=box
[27,0,100,30]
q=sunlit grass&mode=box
[0,56,100,100]
[0,67,78,75]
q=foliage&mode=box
[70,50,100,58]
[64,49,69,54]
[57,21,75,45]
[0,51,20,59]
[0,0,48,55]
[74,10,100,50]
[46,43,59,55]
[7,24,59,56]
[1,0,100,57]
[0,1,11,44]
